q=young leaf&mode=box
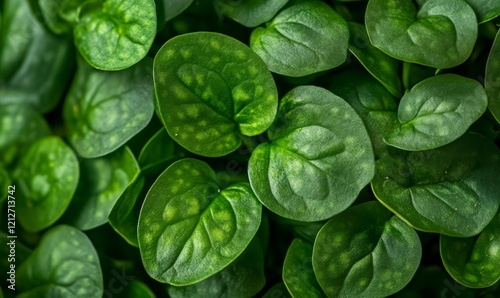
[486,29,500,125]
[73,0,156,70]
[138,158,261,285]
[385,74,487,151]
[248,86,374,221]
[154,32,277,157]
[283,238,325,297]
[0,104,51,167]
[214,0,288,27]
[168,237,266,297]
[372,134,500,237]
[465,0,500,24]
[250,0,349,77]
[17,136,79,232]
[17,225,103,297]
[108,174,145,247]
[440,211,500,288]
[365,0,477,68]
[64,146,140,230]
[313,201,421,297]
[64,57,154,158]
[347,22,401,98]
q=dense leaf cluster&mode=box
[1,0,500,297]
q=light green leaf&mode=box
[347,22,402,97]
[372,134,500,237]
[249,86,374,221]
[138,158,261,285]
[440,210,500,288]
[17,225,103,297]
[283,239,325,298]
[0,104,51,167]
[486,29,500,125]
[17,137,79,232]
[365,0,477,68]
[385,74,487,151]
[64,146,140,230]
[154,32,277,157]
[214,0,288,27]
[73,0,156,70]
[168,237,265,297]
[465,0,500,23]
[313,201,421,298]
[64,57,154,158]
[250,0,349,77]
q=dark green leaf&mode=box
[283,238,325,297]
[154,32,278,157]
[121,280,156,298]
[365,0,477,68]
[156,0,193,26]
[465,0,500,23]
[250,0,349,77]
[262,283,292,298]
[17,225,103,297]
[249,86,374,221]
[17,136,79,232]
[385,74,487,151]
[64,146,140,230]
[73,0,156,70]
[486,29,500,125]
[214,0,288,27]
[0,167,10,203]
[138,128,186,175]
[440,211,500,288]
[64,57,154,158]
[313,201,421,297]
[39,0,72,34]
[372,134,500,237]
[138,158,261,285]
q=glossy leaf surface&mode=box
[214,0,288,27]
[465,0,500,23]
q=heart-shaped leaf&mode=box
[313,201,421,298]
[64,57,154,158]
[440,210,500,288]
[18,225,103,297]
[73,0,156,70]
[365,0,477,68]
[214,0,289,27]
[283,238,325,297]
[154,32,278,157]
[372,134,500,237]
[486,29,500,125]
[138,158,261,285]
[249,86,374,221]
[64,146,140,230]
[250,0,349,77]
[17,136,79,232]
[385,74,487,151]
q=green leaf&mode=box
[372,133,500,237]
[312,201,421,297]
[248,86,374,221]
[329,70,398,157]
[440,210,500,288]
[486,29,500,125]
[108,174,145,247]
[64,57,154,158]
[17,137,79,232]
[0,167,10,203]
[384,74,487,151]
[465,0,500,23]
[168,237,265,297]
[250,0,349,77]
[347,22,402,98]
[156,0,193,27]
[365,0,477,68]
[214,0,288,27]
[73,0,156,70]
[38,0,72,34]
[262,283,292,298]
[138,158,261,285]
[17,225,103,297]
[64,146,140,230]
[0,104,51,167]
[154,32,278,157]
[138,128,186,175]
[122,280,157,298]
[283,238,325,297]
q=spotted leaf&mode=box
[313,201,421,297]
